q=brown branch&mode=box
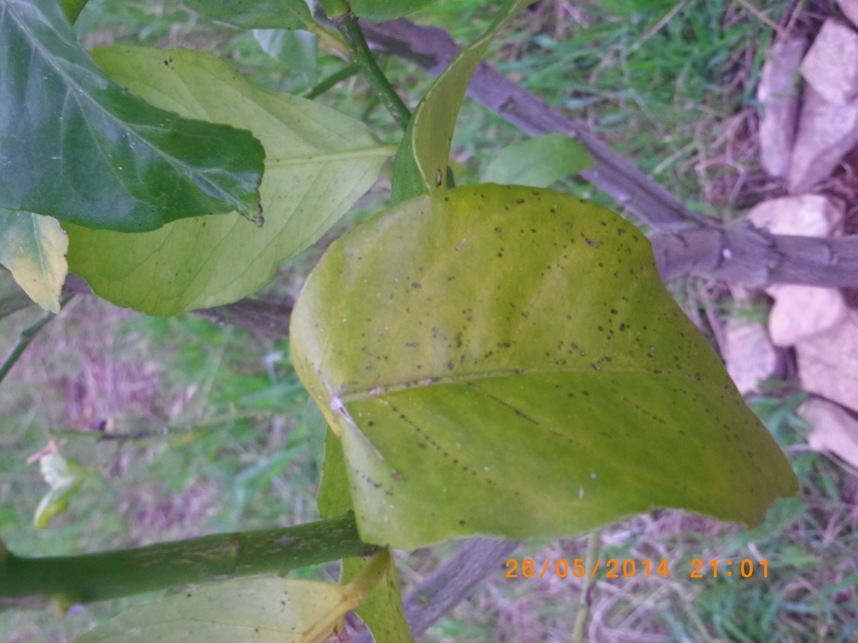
[361,18,701,232]
[61,275,292,338]
[361,18,858,289]
[651,226,858,288]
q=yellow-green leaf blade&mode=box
[74,577,357,643]
[291,184,798,549]
[343,551,412,643]
[66,47,393,315]
[390,0,528,203]
[0,210,68,313]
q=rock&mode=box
[838,0,858,31]
[768,286,849,346]
[799,397,858,470]
[758,35,806,178]
[799,19,858,104]
[788,85,858,193]
[747,194,843,237]
[747,195,847,346]
[724,317,781,393]
[798,312,858,415]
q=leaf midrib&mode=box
[337,364,708,403]
[5,0,251,215]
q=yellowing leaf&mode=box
[74,577,353,643]
[291,184,798,549]
[74,552,393,643]
[342,549,412,643]
[67,47,393,315]
[391,0,527,202]
[0,210,68,313]
[34,452,88,529]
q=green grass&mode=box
[3,1,857,641]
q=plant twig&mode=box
[571,529,601,643]
[333,12,411,129]
[305,63,360,99]
[360,18,858,289]
[0,295,73,385]
[0,512,374,613]
[360,18,699,231]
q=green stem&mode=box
[0,295,73,385]
[0,512,374,613]
[571,529,601,643]
[305,63,361,100]
[333,12,412,130]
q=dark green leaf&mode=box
[182,0,312,30]
[291,184,798,549]
[0,0,264,232]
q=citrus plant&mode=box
[0,0,798,640]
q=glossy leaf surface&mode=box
[182,0,312,29]
[483,134,593,188]
[0,0,264,231]
[75,577,357,643]
[67,47,392,315]
[390,0,527,203]
[292,184,798,549]
[0,210,68,313]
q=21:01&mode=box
[690,558,768,579]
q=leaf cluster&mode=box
[0,1,800,641]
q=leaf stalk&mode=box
[333,12,412,129]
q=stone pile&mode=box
[729,2,858,469]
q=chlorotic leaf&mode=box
[390,0,528,203]
[0,210,68,313]
[291,184,799,549]
[0,0,264,231]
[483,134,593,188]
[74,577,358,643]
[34,452,90,529]
[182,0,312,30]
[342,550,412,643]
[66,47,392,315]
